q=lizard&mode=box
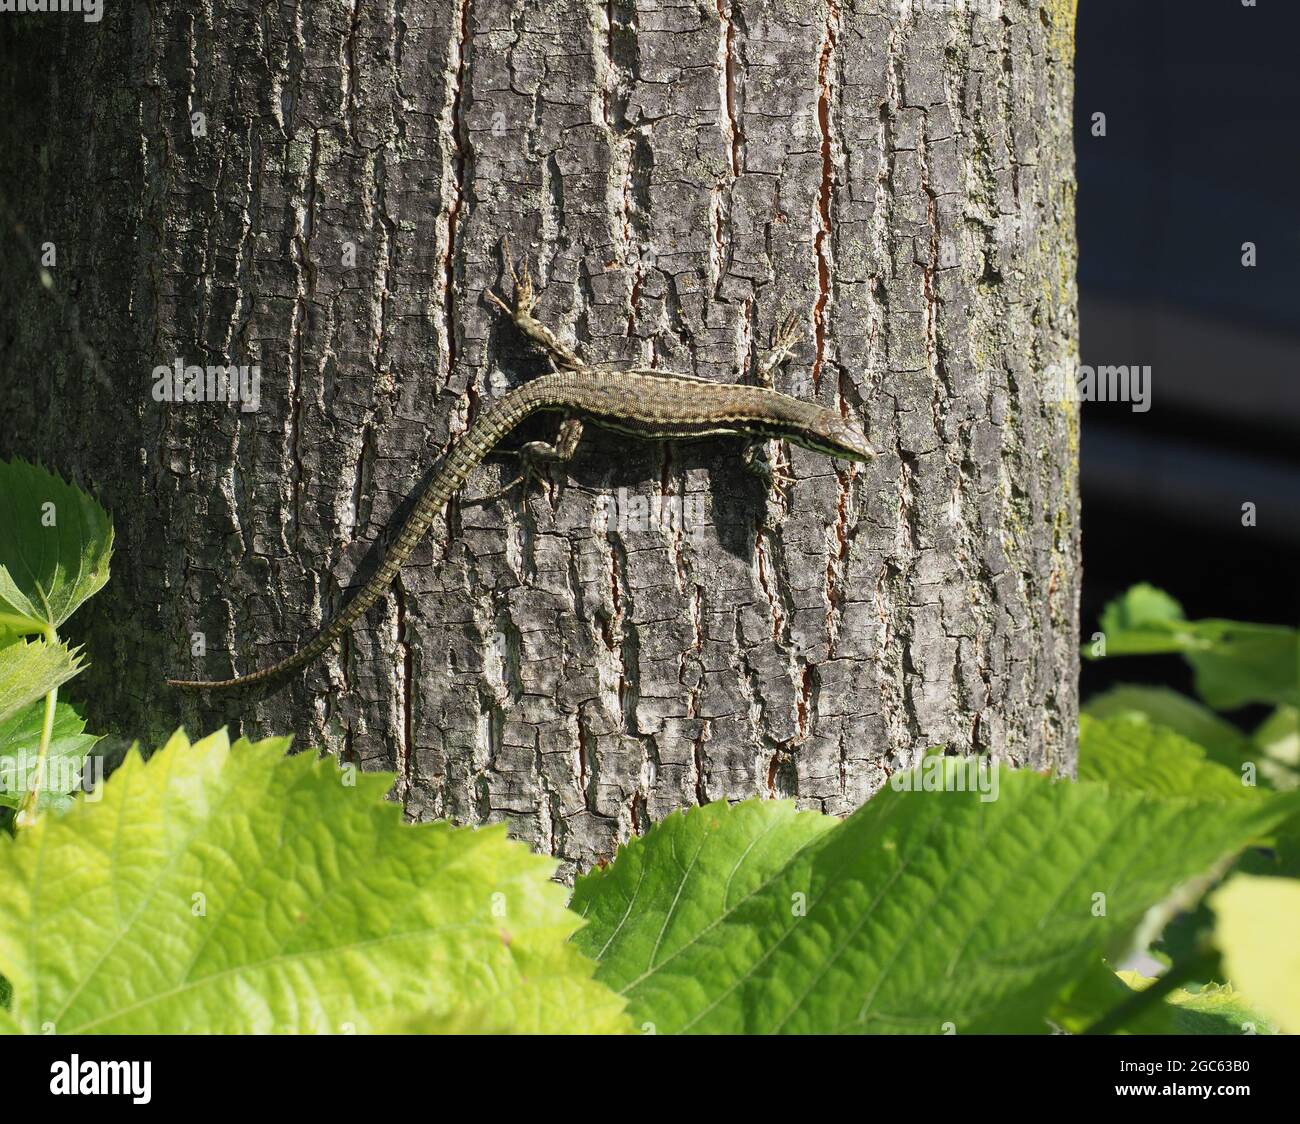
[167,242,877,690]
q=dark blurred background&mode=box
[1076,0,1299,705]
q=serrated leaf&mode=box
[0,638,83,725]
[1079,714,1259,802]
[1151,979,1277,1035]
[573,766,1298,1034]
[0,699,101,811]
[0,458,113,630]
[1210,874,1300,1034]
[574,799,837,1016]
[0,728,627,1034]
[1084,685,1252,775]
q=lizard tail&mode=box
[166,622,347,691]
[165,382,542,691]
[167,548,412,690]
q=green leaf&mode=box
[1051,960,1274,1034]
[0,638,83,725]
[1210,874,1300,1035]
[1244,709,1300,877]
[1099,583,1186,637]
[1252,706,1300,791]
[1084,685,1252,775]
[0,458,113,631]
[0,699,101,811]
[1153,979,1276,1035]
[1144,977,1274,1029]
[1084,689,1300,794]
[1182,621,1300,711]
[1078,714,1259,802]
[574,799,837,1023]
[0,728,628,1034]
[1085,585,1299,710]
[573,765,1297,1034]
[387,985,634,1034]
[381,1007,514,1034]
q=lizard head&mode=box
[787,410,878,464]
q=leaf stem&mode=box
[0,613,52,638]
[15,685,59,830]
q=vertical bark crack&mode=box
[440,0,473,389]
[394,582,413,799]
[287,129,320,553]
[811,0,841,392]
[716,0,742,178]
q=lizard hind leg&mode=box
[517,410,585,467]
[472,415,586,504]
[744,312,803,490]
[519,415,584,478]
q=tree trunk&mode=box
[0,0,1079,877]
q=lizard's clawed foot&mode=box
[486,235,538,320]
[756,311,804,389]
[486,238,588,372]
[743,441,796,489]
[772,311,802,356]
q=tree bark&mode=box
[0,0,1079,877]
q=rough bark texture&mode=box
[0,0,1079,877]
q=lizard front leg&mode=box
[486,237,586,372]
[742,441,795,488]
[754,311,803,390]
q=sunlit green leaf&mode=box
[1084,685,1251,775]
[0,457,113,631]
[0,699,101,811]
[1210,874,1300,1035]
[574,766,1297,1034]
[1051,960,1275,1034]
[1086,585,1299,709]
[0,728,627,1034]
[1079,714,1259,802]
[0,638,83,725]
[1252,706,1300,791]
[1099,583,1186,641]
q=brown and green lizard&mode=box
[168,244,876,690]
